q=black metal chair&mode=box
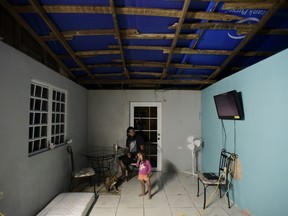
[67,146,96,194]
[196,149,237,209]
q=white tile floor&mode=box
[89,172,244,216]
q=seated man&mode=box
[117,126,145,180]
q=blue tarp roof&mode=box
[5,0,288,89]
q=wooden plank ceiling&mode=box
[0,0,287,89]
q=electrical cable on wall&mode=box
[221,119,227,149]
[234,120,237,153]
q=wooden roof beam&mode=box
[109,0,129,78]
[0,0,76,80]
[161,0,191,79]
[15,5,244,21]
[28,0,98,83]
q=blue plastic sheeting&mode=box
[21,13,50,36]
[68,35,117,51]
[244,35,288,52]
[6,0,288,87]
[49,14,115,31]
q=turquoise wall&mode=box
[201,49,288,216]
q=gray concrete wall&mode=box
[0,42,88,216]
[88,90,201,172]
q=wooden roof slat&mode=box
[123,60,219,69]
[171,22,255,34]
[42,32,199,41]
[129,72,162,77]
[28,0,98,83]
[14,5,244,21]
[69,61,219,70]
[164,48,232,55]
[120,33,199,40]
[94,73,123,77]
[41,29,139,41]
[222,2,274,10]
[170,74,209,78]
[170,63,218,70]
[75,50,121,57]
[79,79,215,85]
[91,72,210,78]
[0,0,76,80]
[185,11,244,21]
[109,45,168,51]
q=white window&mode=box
[29,80,66,156]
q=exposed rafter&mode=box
[15,5,244,21]
[161,0,191,80]
[28,0,98,84]
[0,0,76,80]
[109,0,129,78]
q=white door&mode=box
[130,102,162,171]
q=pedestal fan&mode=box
[187,136,202,175]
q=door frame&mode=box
[130,102,162,171]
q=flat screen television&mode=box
[213,90,244,120]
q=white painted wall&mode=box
[0,42,88,216]
[88,90,201,172]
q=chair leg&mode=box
[197,178,200,197]
[220,185,222,198]
[203,186,207,209]
[227,189,231,208]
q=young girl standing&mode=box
[136,151,152,199]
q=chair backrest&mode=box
[67,146,75,173]
[218,149,235,182]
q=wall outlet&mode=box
[177,146,182,150]
[0,191,4,200]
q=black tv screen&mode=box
[213,90,244,120]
